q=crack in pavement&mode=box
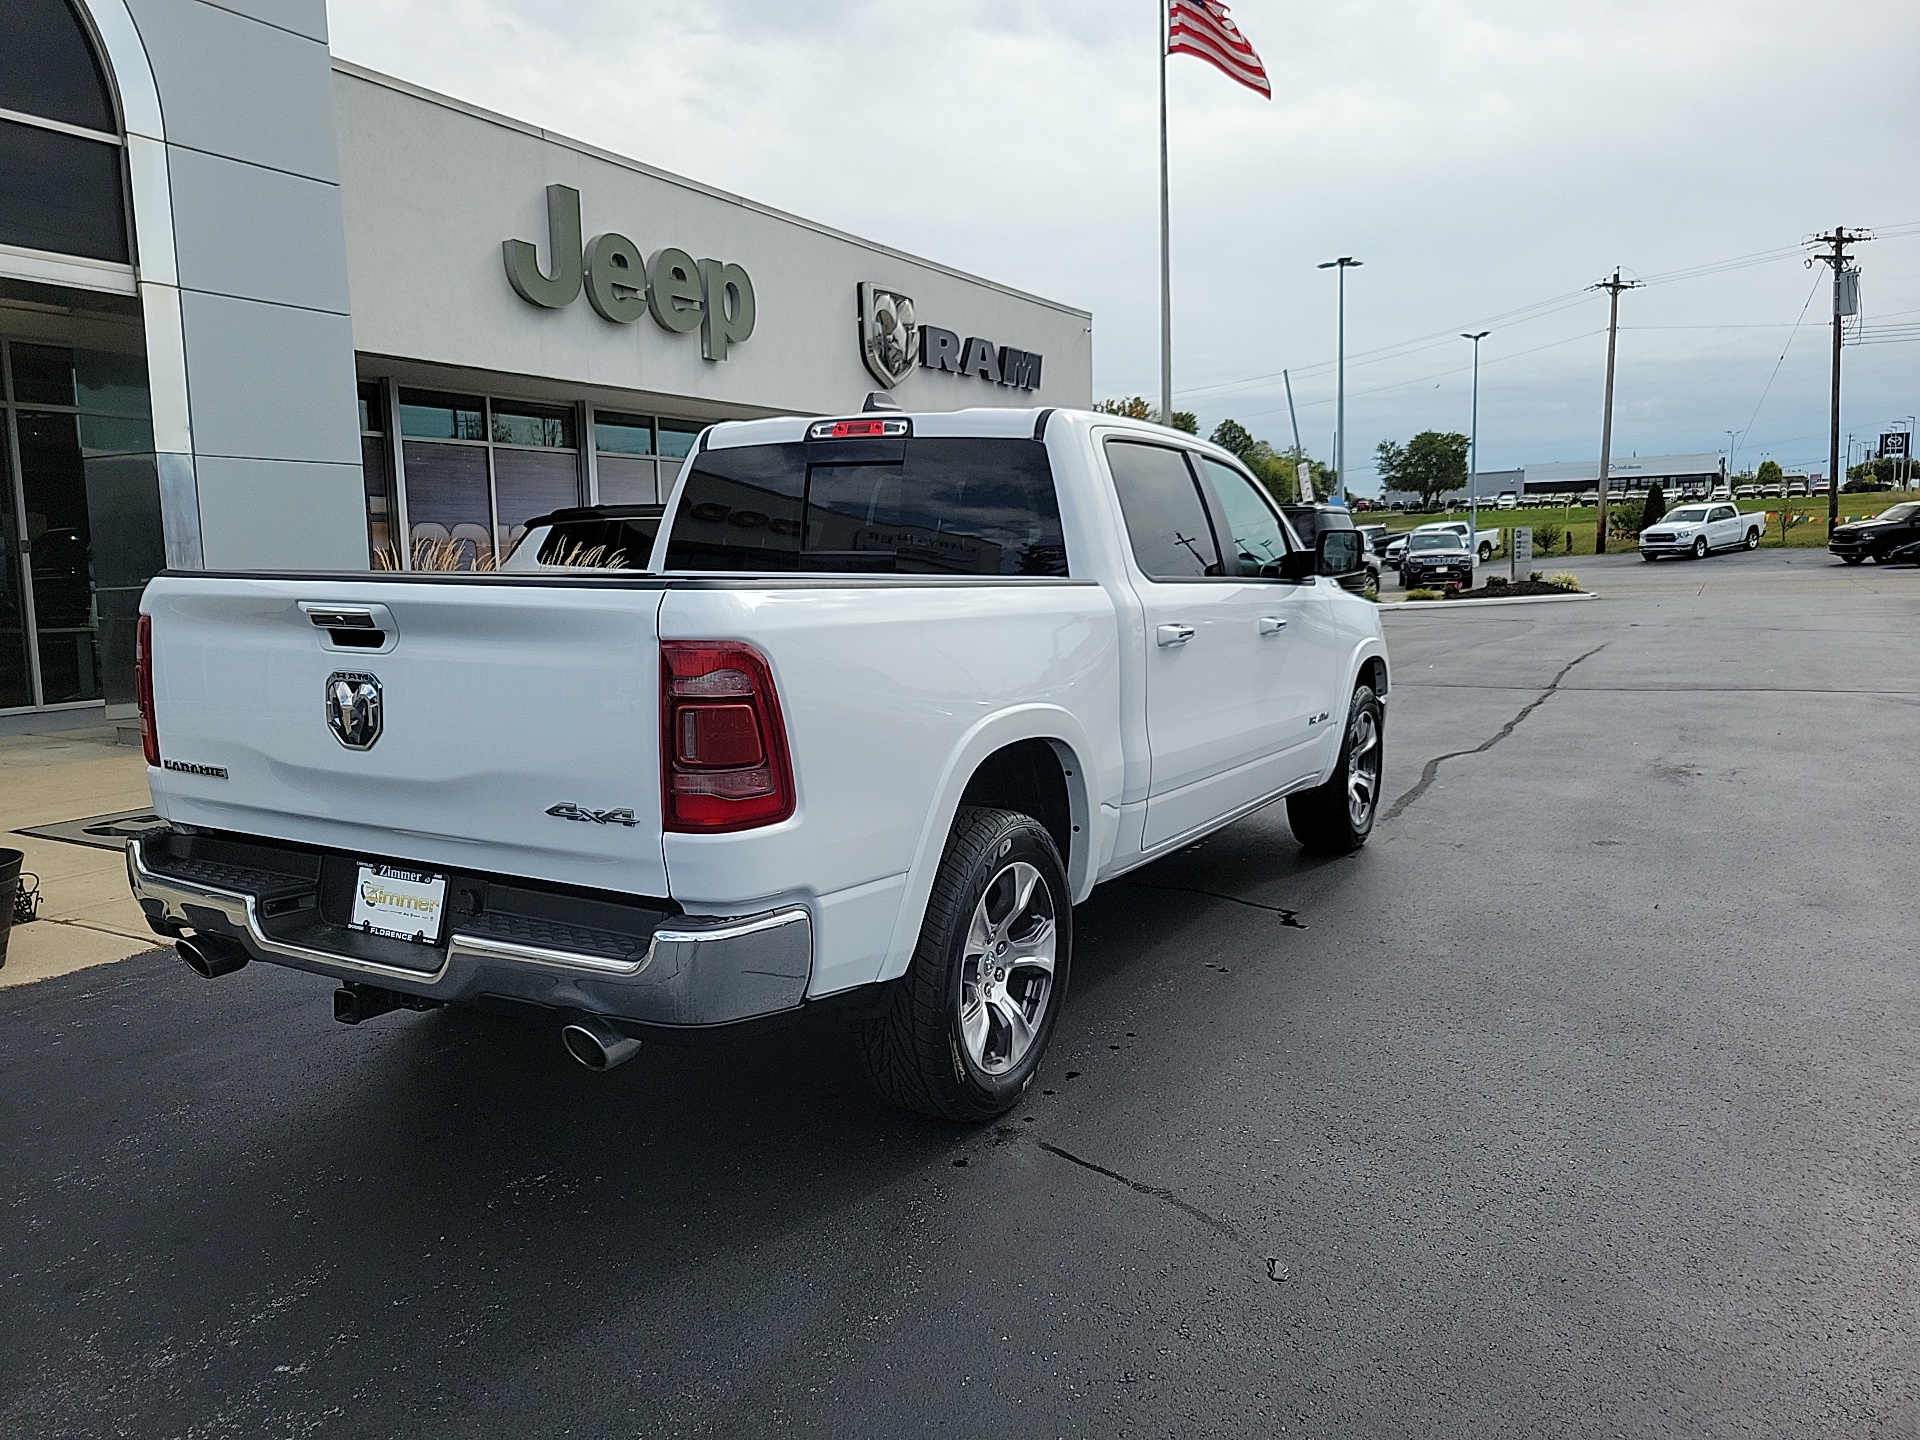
[1036,1140,1247,1245]
[1383,644,1606,823]
[1118,882,1306,927]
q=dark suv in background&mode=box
[1283,504,1378,594]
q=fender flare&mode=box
[874,704,1100,985]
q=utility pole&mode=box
[1809,227,1871,528]
[1282,368,1310,501]
[1462,331,1489,579]
[1157,0,1173,430]
[1592,269,1641,553]
[1318,257,1362,502]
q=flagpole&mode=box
[1158,0,1173,429]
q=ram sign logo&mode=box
[326,672,383,751]
[856,283,1044,393]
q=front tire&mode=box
[856,807,1070,1122]
[1842,554,1865,565]
[1693,537,1709,559]
[1287,684,1384,853]
[1641,552,1657,562]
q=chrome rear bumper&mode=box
[127,835,812,1026]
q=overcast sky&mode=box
[327,0,1920,490]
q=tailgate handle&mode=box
[302,604,392,651]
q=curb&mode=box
[1383,591,1598,611]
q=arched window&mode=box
[0,0,127,263]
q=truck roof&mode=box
[700,407,1247,463]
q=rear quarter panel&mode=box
[659,581,1122,996]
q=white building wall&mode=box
[333,65,1093,419]
[123,0,366,570]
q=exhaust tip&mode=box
[176,935,248,979]
[560,1017,642,1072]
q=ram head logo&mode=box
[858,282,919,389]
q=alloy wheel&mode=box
[959,861,1057,1076]
[1347,706,1381,829]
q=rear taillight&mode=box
[135,613,159,766]
[661,641,794,832]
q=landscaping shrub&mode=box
[1546,572,1582,592]
[1641,483,1667,531]
[1533,520,1563,552]
[1405,587,1440,601]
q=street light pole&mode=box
[1462,330,1489,582]
[1318,257,1362,503]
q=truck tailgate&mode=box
[143,575,669,898]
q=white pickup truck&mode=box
[129,407,1389,1120]
[1386,520,1501,568]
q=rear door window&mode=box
[663,436,1067,575]
[1105,441,1221,580]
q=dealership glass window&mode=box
[390,389,584,568]
[657,418,702,459]
[0,419,29,710]
[594,410,658,505]
[358,382,396,565]
[1,0,119,133]
[0,2,126,266]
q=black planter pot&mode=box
[0,847,22,969]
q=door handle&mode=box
[1258,616,1287,636]
[1156,623,1194,647]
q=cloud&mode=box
[327,0,1920,482]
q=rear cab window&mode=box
[663,433,1069,576]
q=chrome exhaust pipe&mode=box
[560,1015,641,1072]
[176,934,249,979]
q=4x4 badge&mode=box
[546,803,639,827]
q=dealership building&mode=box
[0,0,1094,728]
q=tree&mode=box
[1093,397,1194,434]
[1210,418,1256,457]
[1242,442,1299,503]
[1640,482,1666,531]
[1375,431,1469,506]
[1756,459,1783,489]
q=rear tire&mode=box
[855,807,1070,1122]
[1744,528,1760,550]
[1287,685,1384,854]
[1479,542,1494,562]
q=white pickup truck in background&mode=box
[130,407,1389,1121]
[1386,520,1502,568]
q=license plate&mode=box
[350,863,447,944]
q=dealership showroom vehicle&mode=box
[1638,502,1763,561]
[1399,531,1474,590]
[1828,500,1920,564]
[129,408,1387,1121]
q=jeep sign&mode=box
[504,185,756,361]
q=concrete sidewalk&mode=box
[1,727,158,988]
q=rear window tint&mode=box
[664,437,1068,576]
[529,513,662,568]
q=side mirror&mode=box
[1277,550,1317,582]
[1317,529,1364,576]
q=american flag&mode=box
[1167,0,1271,99]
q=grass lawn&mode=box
[1364,491,1920,556]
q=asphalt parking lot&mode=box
[4,547,1918,1439]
